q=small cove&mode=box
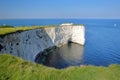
[44,43,84,69]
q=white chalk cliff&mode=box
[0,24,85,62]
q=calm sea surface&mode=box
[1,19,120,68]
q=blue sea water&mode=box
[0,19,120,68]
[0,19,120,27]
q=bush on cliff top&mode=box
[0,54,120,80]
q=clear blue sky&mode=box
[0,0,120,19]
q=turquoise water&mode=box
[1,19,120,68]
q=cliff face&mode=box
[0,25,85,62]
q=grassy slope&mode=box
[0,54,120,80]
[0,26,45,36]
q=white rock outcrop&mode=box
[0,24,85,62]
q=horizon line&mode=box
[0,18,120,20]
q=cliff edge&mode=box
[0,24,85,62]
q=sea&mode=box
[0,19,120,68]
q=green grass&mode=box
[0,54,120,80]
[0,25,56,36]
[0,26,45,36]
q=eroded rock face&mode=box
[0,25,85,62]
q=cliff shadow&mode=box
[34,28,55,64]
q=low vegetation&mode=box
[0,54,120,80]
[0,26,44,36]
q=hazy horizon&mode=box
[0,0,120,19]
[1,18,120,20]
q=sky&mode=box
[0,0,120,19]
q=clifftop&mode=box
[0,24,84,36]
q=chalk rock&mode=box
[0,24,85,62]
